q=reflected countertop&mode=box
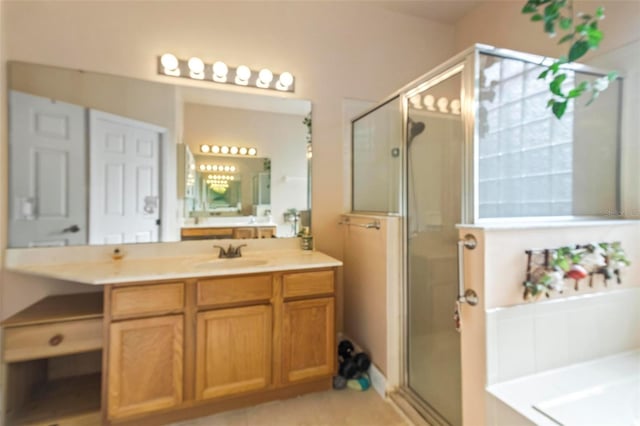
[6,249,341,285]
[181,222,277,229]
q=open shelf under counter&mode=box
[2,292,105,426]
[7,372,102,426]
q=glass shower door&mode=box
[406,70,464,425]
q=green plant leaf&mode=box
[544,20,555,35]
[596,6,605,18]
[587,28,603,47]
[550,73,567,96]
[557,257,570,271]
[552,100,568,118]
[558,33,574,44]
[607,71,618,81]
[568,81,590,98]
[568,40,590,61]
[522,3,537,13]
[531,13,544,21]
[538,69,550,79]
[559,17,572,29]
[586,89,600,106]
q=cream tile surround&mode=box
[4,239,342,285]
[486,287,640,385]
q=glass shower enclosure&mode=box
[351,44,622,425]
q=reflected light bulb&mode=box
[199,165,205,171]
[206,165,212,171]
[230,166,236,172]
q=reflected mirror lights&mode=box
[200,144,257,156]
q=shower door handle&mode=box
[457,234,479,306]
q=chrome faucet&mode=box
[214,244,247,259]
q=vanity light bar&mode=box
[200,144,257,156]
[199,164,237,172]
[158,54,295,92]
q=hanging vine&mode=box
[522,0,617,118]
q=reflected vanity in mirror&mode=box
[7,61,311,248]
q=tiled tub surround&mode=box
[485,288,640,425]
[486,288,640,384]
[486,350,640,426]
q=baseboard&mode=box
[337,332,387,398]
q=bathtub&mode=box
[486,349,640,425]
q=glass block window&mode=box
[477,53,620,219]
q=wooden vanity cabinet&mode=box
[104,267,336,425]
[195,305,272,400]
[281,270,336,384]
[107,315,184,419]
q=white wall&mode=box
[0,1,456,322]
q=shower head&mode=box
[407,118,425,145]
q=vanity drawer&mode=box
[3,318,103,362]
[111,283,185,319]
[283,270,335,299]
[197,275,272,307]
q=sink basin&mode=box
[191,258,268,270]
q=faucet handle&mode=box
[235,244,247,256]
[213,245,227,258]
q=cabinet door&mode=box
[282,297,335,383]
[196,305,272,400]
[107,315,183,419]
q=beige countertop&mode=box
[7,249,341,285]
[181,222,277,229]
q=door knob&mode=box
[62,225,80,233]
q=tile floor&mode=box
[173,389,409,426]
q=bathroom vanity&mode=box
[2,247,340,426]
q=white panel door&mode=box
[9,91,87,247]
[89,110,164,245]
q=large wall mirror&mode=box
[7,61,311,248]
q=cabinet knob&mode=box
[49,334,64,346]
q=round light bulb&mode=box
[199,165,205,171]
[236,65,251,81]
[161,53,179,72]
[239,147,248,155]
[221,146,229,154]
[200,144,210,153]
[230,166,236,172]
[230,146,239,155]
[206,165,212,171]
[230,176,234,180]
[212,145,220,154]
[212,61,228,77]
[188,57,205,74]
[278,72,294,87]
[248,148,257,156]
[258,68,273,84]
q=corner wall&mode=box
[455,0,640,57]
